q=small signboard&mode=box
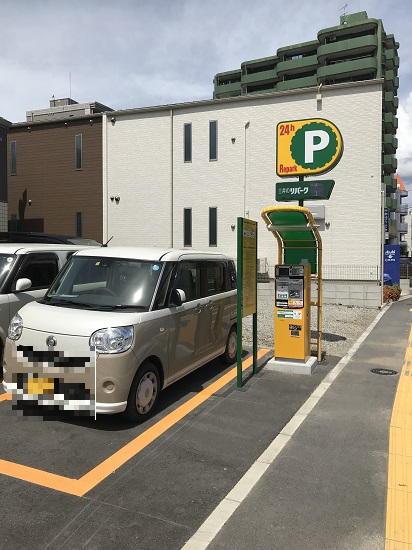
[384,244,400,285]
[384,207,389,240]
[237,217,258,387]
[276,180,335,202]
[240,218,257,318]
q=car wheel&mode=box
[123,361,160,423]
[222,325,237,364]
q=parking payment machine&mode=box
[274,264,311,362]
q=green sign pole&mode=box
[298,175,304,207]
[253,223,257,374]
[236,217,243,387]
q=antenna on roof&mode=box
[339,3,348,15]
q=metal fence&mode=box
[400,265,412,280]
[261,263,381,282]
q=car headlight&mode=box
[8,313,23,341]
[90,326,134,354]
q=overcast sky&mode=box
[2,0,412,190]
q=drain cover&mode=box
[370,368,398,376]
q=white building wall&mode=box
[103,81,383,273]
[103,112,172,247]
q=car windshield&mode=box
[0,253,17,287]
[44,256,164,310]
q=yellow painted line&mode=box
[0,350,270,496]
[385,327,412,547]
[0,394,11,402]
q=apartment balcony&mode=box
[317,18,378,45]
[277,75,318,92]
[385,49,400,70]
[383,154,397,173]
[276,55,318,77]
[242,55,278,74]
[384,91,399,114]
[386,196,397,211]
[277,40,319,60]
[399,222,408,234]
[389,219,397,238]
[383,133,398,155]
[385,34,396,50]
[383,175,397,191]
[241,68,279,87]
[317,56,377,83]
[383,112,398,133]
[384,70,399,92]
[214,70,242,98]
[317,34,377,63]
[399,203,408,215]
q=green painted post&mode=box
[253,222,257,374]
[237,217,243,387]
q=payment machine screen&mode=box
[275,264,305,308]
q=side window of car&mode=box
[201,261,220,297]
[175,261,201,302]
[228,260,237,290]
[16,254,59,290]
[153,263,175,309]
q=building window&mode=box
[184,124,192,162]
[75,134,82,170]
[209,207,217,246]
[184,208,192,247]
[10,214,17,231]
[209,121,217,161]
[10,141,16,175]
[76,212,82,237]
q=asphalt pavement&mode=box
[0,298,409,550]
[185,298,410,550]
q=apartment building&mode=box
[7,98,112,242]
[214,11,400,245]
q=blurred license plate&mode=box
[27,377,54,395]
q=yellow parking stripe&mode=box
[385,328,412,548]
[0,350,269,496]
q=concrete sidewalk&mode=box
[183,298,411,550]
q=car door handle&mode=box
[194,303,203,314]
[206,300,214,309]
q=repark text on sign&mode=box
[276,118,343,177]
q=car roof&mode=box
[74,246,232,262]
[0,232,102,246]
[0,243,98,254]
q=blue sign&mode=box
[384,244,400,285]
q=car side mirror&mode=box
[15,278,32,292]
[169,288,186,307]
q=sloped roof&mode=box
[396,173,406,191]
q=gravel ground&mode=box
[242,300,381,358]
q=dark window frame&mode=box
[209,120,218,161]
[184,123,192,163]
[183,208,192,247]
[10,141,16,175]
[209,207,217,247]
[75,134,83,170]
[76,212,82,237]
